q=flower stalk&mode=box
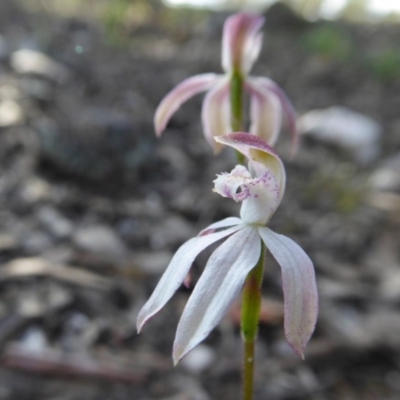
[230,69,246,165]
[241,244,265,400]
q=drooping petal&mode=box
[173,226,260,364]
[222,13,265,74]
[198,217,243,236]
[136,224,243,332]
[201,77,231,152]
[187,217,243,288]
[215,132,286,205]
[258,227,318,358]
[248,77,298,153]
[154,73,219,136]
[247,79,283,146]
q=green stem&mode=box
[241,243,265,400]
[230,70,245,165]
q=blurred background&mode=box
[0,0,400,399]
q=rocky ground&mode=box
[0,1,400,399]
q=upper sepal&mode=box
[222,13,265,74]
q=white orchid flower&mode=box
[154,13,297,153]
[137,132,318,364]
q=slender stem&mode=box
[230,70,244,132]
[243,341,255,400]
[230,70,246,165]
[241,244,265,400]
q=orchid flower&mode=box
[137,132,318,364]
[154,13,297,153]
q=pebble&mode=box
[0,100,23,127]
[369,153,400,192]
[37,206,73,239]
[181,345,215,374]
[0,34,8,59]
[21,231,53,254]
[133,251,173,274]
[73,224,129,266]
[298,106,382,163]
[150,215,194,250]
[11,49,69,82]
[18,326,48,353]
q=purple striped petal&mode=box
[173,226,260,363]
[137,224,243,332]
[154,73,219,136]
[258,227,318,358]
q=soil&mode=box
[0,1,400,399]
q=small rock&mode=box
[11,49,68,82]
[298,106,381,163]
[150,215,194,250]
[181,345,215,374]
[0,100,23,127]
[18,326,48,353]
[19,77,53,101]
[134,251,173,274]
[0,34,8,59]
[73,225,129,266]
[0,234,17,252]
[18,177,51,203]
[37,206,73,239]
[21,231,53,254]
[369,153,400,193]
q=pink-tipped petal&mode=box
[198,217,243,236]
[251,77,298,154]
[215,132,286,204]
[201,78,231,152]
[154,73,219,136]
[173,226,260,364]
[136,224,243,332]
[222,13,265,74]
[258,227,318,358]
[247,79,283,146]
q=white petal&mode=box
[247,79,283,146]
[258,227,318,358]
[173,226,260,364]
[239,170,281,225]
[198,217,243,236]
[244,32,263,73]
[201,78,230,152]
[249,77,298,153]
[154,73,219,135]
[136,224,243,332]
